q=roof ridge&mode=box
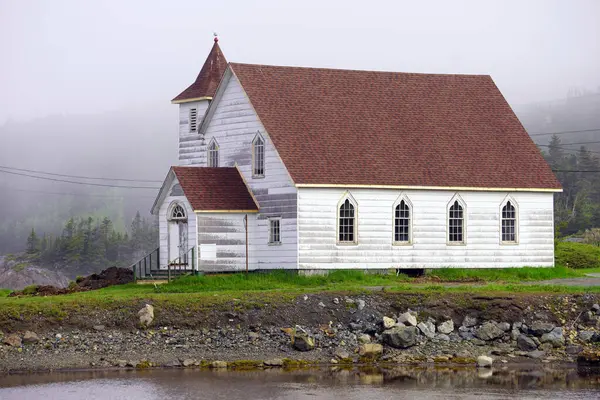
[229,62,491,79]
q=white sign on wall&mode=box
[199,244,217,261]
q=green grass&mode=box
[150,266,591,293]
[1,267,599,321]
[425,265,584,283]
[2,276,600,323]
[0,289,11,298]
[155,269,409,293]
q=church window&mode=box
[338,195,357,244]
[208,139,219,167]
[252,134,265,177]
[501,199,518,243]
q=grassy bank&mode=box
[1,266,599,323]
[1,282,600,329]
[1,268,600,315]
[3,265,598,298]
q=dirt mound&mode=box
[9,267,134,297]
[77,267,134,290]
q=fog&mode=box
[0,0,599,254]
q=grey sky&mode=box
[1,0,599,124]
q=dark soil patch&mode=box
[9,267,134,297]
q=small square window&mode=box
[269,218,281,244]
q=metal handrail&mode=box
[130,247,160,282]
[167,246,196,282]
[131,246,196,282]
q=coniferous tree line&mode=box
[543,135,600,237]
[24,211,157,275]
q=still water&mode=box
[1,366,599,399]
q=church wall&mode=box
[197,73,298,270]
[297,188,555,269]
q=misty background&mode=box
[1,0,599,276]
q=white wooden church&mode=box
[151,37,562,274]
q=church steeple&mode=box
[171,36,228,104]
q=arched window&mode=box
[170,203,187,221]
[208,139,219,167]
[338,198,356,243]
[501,200,517,243]
[394,199,411,243]
[448,199,464,243]
[252,134,265,177]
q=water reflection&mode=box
[0,366,599,400]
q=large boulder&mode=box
[3,334,21,347]
[475,321,504,341]
[292,331,315,351]
[138,304,155,328]
[476,355,493,368]
[462,315,478,328]
[517,335,537,351]
[417,320,436,339]
[497,322,511,332]
[211,361,228,369]
[383,316,396,329]
[458,326,475,340]
[138,304,154,328]
[358,334,371,344]
[540,327,565,347]
[578,331,595,342]
[397,312,417,327]
[358,343,383,357]
[382,326,419,348]
[529,321,555,336]
[437,320,454,334]
[334,348,350,360]
[22,331,39,344]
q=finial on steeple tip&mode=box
[213,32,219,43]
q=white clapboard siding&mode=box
[197,213,255,272]
[178,101,210,165]
[297,188,555,269]
[158,177,197,268]
[193,74,298,270]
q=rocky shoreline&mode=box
[1,292,600,373]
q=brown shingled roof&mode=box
[172,40,227,103]
[172,167,258,211]
[229,63,561,190]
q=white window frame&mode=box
[168,201,188,222]
[336,192,358,245]
[268,217,282,245]
[500,195,519,245]
[447,194,466,245]
[207,138,219,167]
[392,194,413,245]
[189,108,198,133]
[252,133,265,178]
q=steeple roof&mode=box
[171,38,227,103]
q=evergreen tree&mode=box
[26,228,39,254]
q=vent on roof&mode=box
[189,108,198,133]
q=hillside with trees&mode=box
[22,212,157,277]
